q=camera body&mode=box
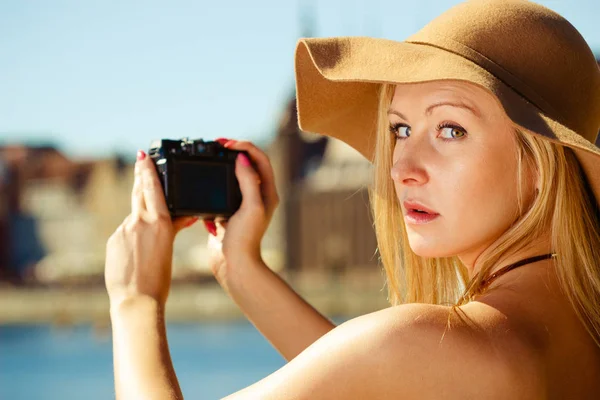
[148,138,246,218]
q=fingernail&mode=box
[203,220,217,236]
[238,153,251,167]
[185,217,199,227]
[215,138,229,145]
[224,140,237,148]
[137,150,146,161]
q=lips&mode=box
[402,200,439,215]
[402,200,440,225]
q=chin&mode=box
[407,236,456,259]
[410,247,451,258]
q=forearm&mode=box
[110,296,183,400]
[226,258,336,361]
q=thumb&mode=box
[236,153,263,210]
[173,216,199,234]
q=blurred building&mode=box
[0,145,131,284]
[261,3,379,274]
[266,94,378,273]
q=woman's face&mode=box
[389,81,536,268]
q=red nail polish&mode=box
[238,153,251,166]
[224,140,237,148]
[215,138,229,145]
[203,220,217,236]
[137,150,146,161]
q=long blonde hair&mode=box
[369,83,600,347]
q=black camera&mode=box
[148,138,247,218]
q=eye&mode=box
[389,122,411,139]
[437,122,467,140]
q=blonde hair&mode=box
[369,83,600,347]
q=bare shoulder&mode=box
[224,302,544,400]
[358,302,545,399]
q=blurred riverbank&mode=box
[0,268,389,325]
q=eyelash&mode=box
[388,122,468,142]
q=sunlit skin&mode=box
[388,80,544,279]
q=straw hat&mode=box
[294,0,600,208]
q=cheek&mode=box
[440,148,521,251]
[402,148,522,258]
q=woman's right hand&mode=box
[203,139,280,289]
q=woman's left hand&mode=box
[104,150,198,308]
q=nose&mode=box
[390,136,430,186]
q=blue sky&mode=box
[2,0,599,160]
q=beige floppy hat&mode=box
[294,0,600,208]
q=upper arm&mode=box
[222,303,542,400]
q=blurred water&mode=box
[0,321,287,400]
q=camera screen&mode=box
[174,161,229,212]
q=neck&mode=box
[461,232,553,282]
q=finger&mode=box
[207,231,222,251]
[214,217,228,228]
[173,216,199,234]
[108,214,131,248]
[235,153,264,212]
[203,218,217,236]
[131,153,146,217]
[123,214,132,226]
[115,214,131,236]
[214,219,228,240]
[224,141,279,210]
[138,152,170,218]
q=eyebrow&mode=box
[387,101,481,119]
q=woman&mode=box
[105,0,600,398]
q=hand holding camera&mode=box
[105,137,279,306]
[105,150,199,308]
[202,139,280,290]
[147,136,279,289]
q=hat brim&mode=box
[294,36,600,208]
